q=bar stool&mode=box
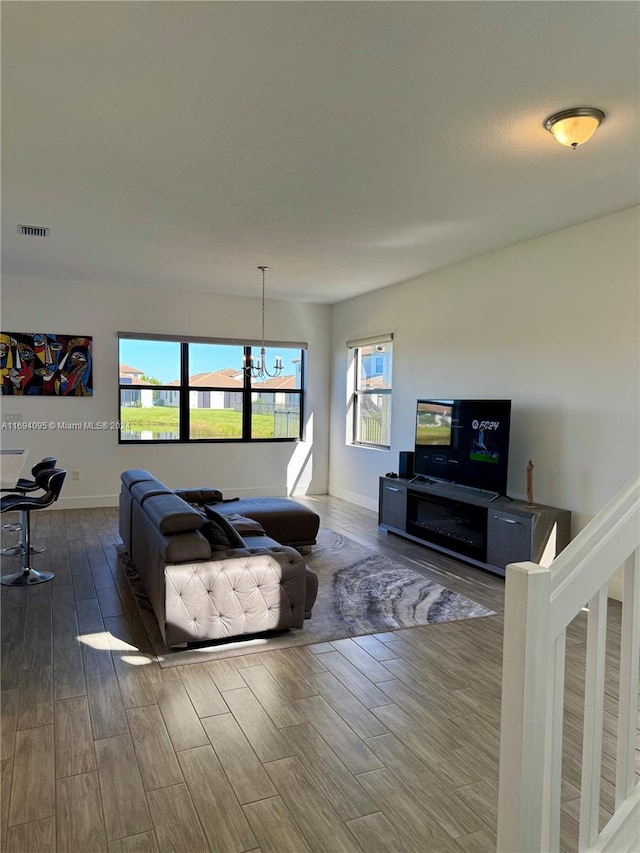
[1,457,57,556]
[0,468,67,585]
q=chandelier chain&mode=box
[260,265,267,349]
[245,265,283,379]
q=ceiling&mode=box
[2,2,638,304]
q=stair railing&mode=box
[497,474,640,853]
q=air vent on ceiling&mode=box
[17,224,50,237]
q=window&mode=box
[347,334,393,448]
[118,335,305,443]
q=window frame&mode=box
[118,336,305,444]
[348,334,393,450]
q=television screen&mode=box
[414,399,511,495]
[415,401,453,446]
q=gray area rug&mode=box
[121,527,495,667]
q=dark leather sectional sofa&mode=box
[119,469,319,648]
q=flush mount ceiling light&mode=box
[544,107,605,150]
[244,266,283,379]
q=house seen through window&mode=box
[118,336,305,443]
[348,335,393,448]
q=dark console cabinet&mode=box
[379,476,571,577]
[378,480,407,530]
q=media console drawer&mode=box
[486,509,533,567]
[378,476,571,577]
[378,480,407,530]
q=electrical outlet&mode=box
[72,470,81,481]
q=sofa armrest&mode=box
[163,549,306,647]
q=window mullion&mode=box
[242,346,252,440]
[298,353,305,439]
[180,342,189,441]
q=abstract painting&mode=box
[1,333,93,396]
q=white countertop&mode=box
[0,449,29,489]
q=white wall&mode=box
[330,207,640,534]
[0,278,331,507]
[3,207,637,527]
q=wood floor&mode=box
[0,495,634,852]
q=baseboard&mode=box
[328,485,378,513]
[221,487,289,498]
[56,486,293,510]
[56,495,120,509]
[52,486,322,510]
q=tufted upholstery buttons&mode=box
[119,471,317,648]
[163,551,308,646]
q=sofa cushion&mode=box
[209,497,319,547]
[175,487,224,505]
[161,530,212,563]
[241,534,281,550]
[120,469,156,490]
[211,512,266,536]
[198,508,246,551]
[131,479,173,506]
[144,493,204,535]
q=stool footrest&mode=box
[0,544,46,557]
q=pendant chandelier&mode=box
[244,265,283,379]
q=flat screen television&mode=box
[414,399,512,495]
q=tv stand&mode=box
[449,482,500,499]
[378,476,570,577]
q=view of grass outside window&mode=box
[248,345,302,439]
[119,336,304,442]
[187,342,244,439]
[251,391,300,438]
[350,338,392,448]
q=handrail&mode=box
[497,473,640,853]
[549,476,640,639]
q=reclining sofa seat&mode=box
[119,470,318,648]
[204,497,320,551]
